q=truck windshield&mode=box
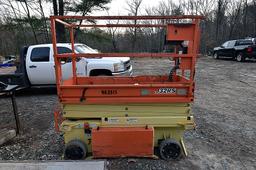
[75,44,98,54]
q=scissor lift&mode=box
[51,15,203,160]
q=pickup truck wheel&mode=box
[213,53,219,59]
[236,53,245,62]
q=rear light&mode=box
[247,47,253,53]
[84,122,91,134]
[84,122,90,129]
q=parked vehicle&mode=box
[213,38,256,62]
[2,59,15,65]
[4,55,16,61]
[0,59,15,67]
[0,43,132,88]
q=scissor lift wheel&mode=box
[64,140,87,160]
[159,139,182,160]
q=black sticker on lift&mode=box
[101,90,118,95]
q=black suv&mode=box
[213,38,256,62]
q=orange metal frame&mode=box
[50,15,203,104]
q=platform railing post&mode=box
[70,26,77,85]
[50,16,62,96]
[188,19,200,98]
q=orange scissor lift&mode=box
[51,15,203,160]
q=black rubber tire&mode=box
[97,74,110,76]
[64,140,87,160]
[213,52,219,59]
[236,53,245,62]
[159,139,182,160]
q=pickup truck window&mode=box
[57,47,72,63]
[57,47,72,54]
[31,47,50,62]
[75,44,97,53]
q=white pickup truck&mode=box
[0,43,132,87]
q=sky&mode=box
[91,0,179,16]
[0,0,180,22]
[1,0,180,19]
[72,0,180,25]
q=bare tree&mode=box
[215,0,227,42]
[226,0,242,39]
[68,0,111,40]
[242,0,248,37]
[183,0,215,16]
[37,0,50,42]
[154,0,175,51]
[253,0,256,35]
[1,0,256,56]
[3,0,28,45]
[106,11,120,52]
[126,0,143,51]
[52,0,66,42]
[18,0,39,43]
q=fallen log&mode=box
[0,129,16,146]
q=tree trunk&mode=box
[53,0,58,15]
[7,0,27,52]
[57,0,66,42]
[242,0,248,37]
[74,10,88,41]
[52,0,66,42]
[215,0,222,41]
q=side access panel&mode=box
[92,127,154,158]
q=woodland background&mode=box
[0,0,256,56]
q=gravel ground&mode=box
[0,56,256,170]
[0,88,63,160]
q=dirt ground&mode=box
[0,56,255,170]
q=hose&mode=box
[168,59,180,81]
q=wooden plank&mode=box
[0,129,16,146]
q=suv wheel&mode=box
[236,53,245,62]
[213,53,219,59]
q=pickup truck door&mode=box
[57,47,87,80]
[57,47,73,81]
[26,46,87,85]
[26,46,55,85]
